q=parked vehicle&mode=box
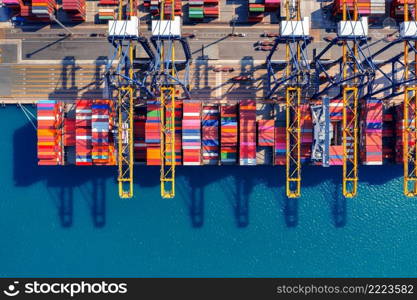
[231,75,252,82]
[213,66,235,72]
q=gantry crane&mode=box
[340,0,360,198]
[313,0,369,198]
[265,0,311,198]
[402,0,417,197]
[150,0,191,198]
[106,0,155,198]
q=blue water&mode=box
[1,106,416,277]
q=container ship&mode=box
[2,0,416,200]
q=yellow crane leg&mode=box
[342,86,358,198]
[117,86,134,198]
[160,86,176,198]
[404,87,417,197]
[286,87,301,198]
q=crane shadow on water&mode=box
[13,121,112,228]
[13,117,404,230]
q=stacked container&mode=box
[151,0,182,18]
[62,0,86,21]
[146,100,161,165]
[202,104,219,165]
[164,100,183,166]
[2,0,20,7]
[98,8,115,21]
[91,100,110,165]
[189,0,204,19]
[220,104,238,164]
[150,0,159,15]
[382,106,396,163]
[239,100,257,165]
[173,101,183,165]
[64,118,75,147]
[31,0,56,17]
[300,104,313,164]
[99,0,118,5]
[328,99,354,166]
[274,104,286,165]
[164,0,182,18]
[203,0,219,18]
[394,103,416,165]
[333,0,386,16]
[391,0,416,20]
[75,100,92,166]
[265,0,280,11]
[134,107,147,164]
[258,119,274,146]
[256,102,274,165]
[361,99,383,165]
[329,99,343,166]
[248,0,265,22]
[37,100,63,165]
[182,101,201,165]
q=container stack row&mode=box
[239,100,257,165]
[202,105,219,165]
[274,105,286,165]
[75,100,93,166]
[333,0,386,16]
[189,0,218,20]
[203,0,219,18]
[64,118,75,147]
[2,0,22,17]
[300,104,313,164]
[91,100,114,165]
[390,0,414,20]
[264,0,280,11]
[220,104,238,164]
[98,8,115,21]
[31,0,56,17]
[99,0,118,6]
[37,100,63,165]
[329,99,344,166]
[394,103,417,165]
[395,104,404,164]
[149,0,182,18]
[163,0,182,18]
[248,0,265,23]
[258,119,274,147]
[134,107,147,164]
[145,100,161,165]
[182,101,201,165]
[382,106,396,163]
[361,99,383,165]
[165,100,183,166]
[62,0,86,22]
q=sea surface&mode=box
[0,106,416,277]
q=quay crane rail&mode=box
[265,0,312,198]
